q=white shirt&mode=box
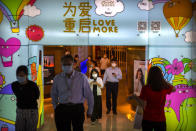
[103,67,122,84]
[88,77,104,96]
[100,58,110,70]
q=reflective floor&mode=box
[41,79,141,131]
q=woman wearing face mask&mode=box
[11,65,40,131]
[89,60,101,77]
[88,69,104,124]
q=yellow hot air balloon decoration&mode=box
[0,0,36,33]
[163,0,192,37]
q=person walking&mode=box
[88,69,104,124]
[103,58,122,115]
[100,54,110,76]
[129,66,176,131]
[51,55,94,131]
[89,60,101,77]
[12,65,40,131]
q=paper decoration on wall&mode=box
[24,5,40,17]
[164,107,179,131]
[165,58,184,75]
[138,0,154,10]
[0,37,21,67]
[28,56,37,82]
[149,57,196,130]
[0,72,6,89]
[152,0,170,5]
[26,25,44,42]
[163,0,193,37]
[0,84,13,95]
[37,50,44,128]
[177,98,196,131]
[185,31,196,43]
[0,9,3,24]
[0,83,16,129]
[95,0,124,17]
[166,85,196,121]
[138,0,169,11]
[0,0,36,33]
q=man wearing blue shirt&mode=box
[51,55,94,131]
[103,58,122,115]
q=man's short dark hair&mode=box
[16,65,28,75]
[111,58,117,62]
[61,55,74,63]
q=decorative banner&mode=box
[26,25,44,42]
[163,0,192,37]
[0,37,21,67]
[0,0,36,33]
[0,72,6,89]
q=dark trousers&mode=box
[15,108,38,131]
[106,82,118,113]
[142,120,166,131]
[91,95,102,121]
[101,70,105,75]
[91,85,102,122]
[55,104,84,131]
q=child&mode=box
[88,69,103,124]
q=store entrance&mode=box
[43,46,146,102]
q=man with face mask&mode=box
[103,58,122,115]
[12,65,40,131]
[51,55,94,131]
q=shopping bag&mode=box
[133,106,143,129]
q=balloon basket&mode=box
[11,28,19,33]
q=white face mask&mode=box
[62,65,73,74]
[92,74,98,78]
[17,76,26,83]
[111,63,116,67]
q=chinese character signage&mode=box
[63,2,119,33]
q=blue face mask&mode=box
[17,76,26,83]
[62,65,73,74]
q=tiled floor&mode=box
[40,80,141,131]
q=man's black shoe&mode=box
[113,112,117,115]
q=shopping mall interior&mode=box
[0,0,195,130]
[42,46,145,131]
